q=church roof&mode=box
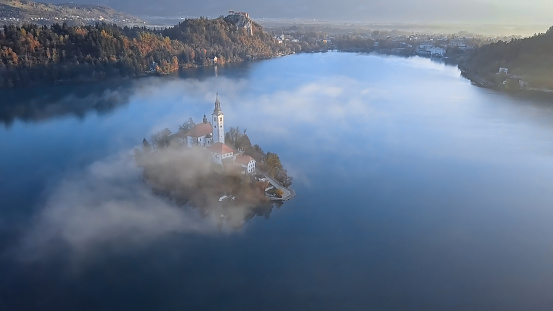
[235,154,255,165]
[173,131,188,139]
[209,142,234,154]
[186,123,212,138]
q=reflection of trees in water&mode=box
[177,61,255,81]
[164,180,282,229]
[0,60,254,128]
[152,186,281,229]
[211,200,285,230]
[0,81,133,127]
[219,200,280,228]
[246,202,283,220]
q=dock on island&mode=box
[259,171,296,201]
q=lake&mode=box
[2,52,553,310]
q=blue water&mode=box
[2,53,553,310]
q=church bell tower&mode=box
[212,93,225,144]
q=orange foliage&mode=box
[74,27,88,37]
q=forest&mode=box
[459,26,553,90]
[0,16,301,88]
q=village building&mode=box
[209,142,235,164]
[236,154,256,174]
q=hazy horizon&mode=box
[41,0,553,25]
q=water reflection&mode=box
[177,61,255,81]
[0,61,259,127]
[0,81,134,127]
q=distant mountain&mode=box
[19,0,306,18]
[0,0,143,26]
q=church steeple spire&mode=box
[213,92,222,115]
[212,93,225,144]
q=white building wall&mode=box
[241,160,256,174]
[212,115,225,144]
[212,116,217,142]
[219,116,225,143]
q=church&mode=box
[180,94,256,174]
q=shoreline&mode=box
[0,55,289,90]
[5,49,553,104]
[259,170,296,201]
[460,70,553,100]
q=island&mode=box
[134,94,294,226]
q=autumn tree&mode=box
[178,118,196,133]
[151,128,172,149]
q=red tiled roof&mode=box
[186,123,212,138]
[235,154,255,165]
[209,142,234,154]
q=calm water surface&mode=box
[2,53,553,310]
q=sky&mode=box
[44,0,553,24]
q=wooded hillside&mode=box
[460,26,553,90]
[0,16,295,88]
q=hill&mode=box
[0,0,143,26]
[459,26,553,91]
[0,14,304,88]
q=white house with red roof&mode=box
[209,142,235,164]
[236,154,256,174]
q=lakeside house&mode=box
[236,154,256,174]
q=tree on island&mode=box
[178,117,195,133]
[142,138,151,152]
[225,126,292,187]
[225,126,252,151]
[265,152,293,188]
[150,128,172,149]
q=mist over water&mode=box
[2,53,553,310]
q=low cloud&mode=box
[18,142,277,263]
[18,150,220,262]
